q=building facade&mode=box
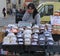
[6,0,25,9]
[39,0,58,4]
[6,0,36,10]
[0,0,6,18]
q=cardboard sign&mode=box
[50,16,60,25]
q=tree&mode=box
[33,0,40,7]
[59,0,60,2]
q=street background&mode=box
[0,0,60,56]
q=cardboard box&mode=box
[56,29,60,34]
[0,32,5,43]
[52,29,57,34]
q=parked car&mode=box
[37,2,60,24]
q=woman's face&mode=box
[27,7,34,14]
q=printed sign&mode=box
[50,16,60,25]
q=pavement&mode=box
[0,15,15,31]
[0,15,15,26]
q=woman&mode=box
[22,3,40,25]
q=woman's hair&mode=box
[27,3,38,19]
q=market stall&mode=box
[1,21,54,56]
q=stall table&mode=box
[2,44,45,56]
[46,45,60,56]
